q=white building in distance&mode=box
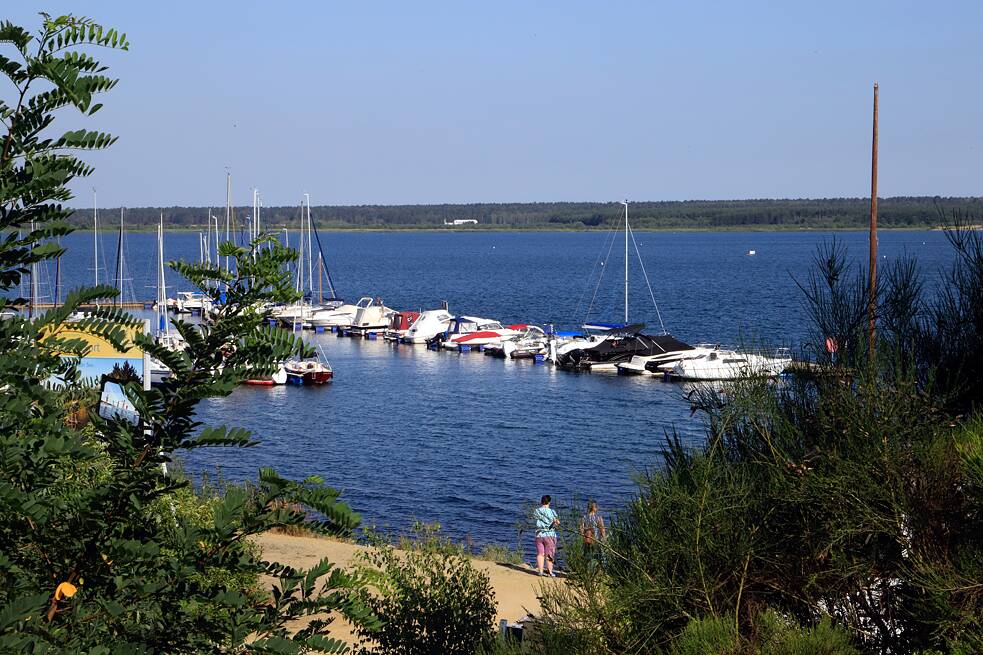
[444,219,478,226]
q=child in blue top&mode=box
[533,495,560,576]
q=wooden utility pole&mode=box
[868,82,879,366]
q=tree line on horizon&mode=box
[65,196,983,230]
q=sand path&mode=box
[255,532,558,645]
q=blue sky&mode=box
[5,1,982,206]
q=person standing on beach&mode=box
[580,500,606,562]
[533,495,560,577]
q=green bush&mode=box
[669,616,744,655]
[533,229,983,654]
[353,531,497,655]
[758,612,859,655]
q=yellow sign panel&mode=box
[44,323,145,359]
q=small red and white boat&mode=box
[284,358,333,385]
[284,345,333,385]
[383,310,421,342]
[441,316,522,350]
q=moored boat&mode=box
[554,324,696,371]
[616,343,721,376]
[349,297,395,336]
[431,316,520,350]
[309,302,360,329]
[244,363,288,386]
[167,291,211,315]
[402,308,454,343]
[669,348,791,380]
[484,324,550,359]
[383,311,421,341]
[284,358,333,385]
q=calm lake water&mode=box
[31,228,956,547]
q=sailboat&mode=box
[150,216,186,385]
[274,194,343,328]
[552,200,697,371]
[284,344,333,385]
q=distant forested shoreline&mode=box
[66,196,983,230]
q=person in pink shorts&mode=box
[533,495,560,576]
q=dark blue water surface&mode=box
[38,229,955,546]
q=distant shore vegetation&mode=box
[67,196,983,231]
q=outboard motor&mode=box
[426,331,447,350]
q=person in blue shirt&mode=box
[533,494,560,577]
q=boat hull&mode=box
[287,370,333,385]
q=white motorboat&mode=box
[402,308,454,343]
[437,316,521,350]
[383,311,421,341]
[669,348,791,381]
[615,344,721,376]
[553,323,696,372]
[308,302,360,329]
[167,291,211,315]
[274,299,344,328]
[349,297,395,335]
[485,325,551,359]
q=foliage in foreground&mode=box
[534,224,983,654]
[353,524,498,655]
[0,14,378,653]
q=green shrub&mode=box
[669,616,744,655]
[758,612,858,655]
[353,536,497,655]
[533,230,983,654]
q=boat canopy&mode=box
[583,322,646,336]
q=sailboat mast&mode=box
[623,200,629,324]
[305,193,313,296]
[158,215,169,336]
[93,189,99,288]
[225,172,232,272]
[296,201,305,294]
[114,208,124,306]
[29,220,37,318]
[55,245,61,305]
[251,188,259,260]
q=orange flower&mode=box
[54,582,77,601]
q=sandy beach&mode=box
[255,532,558,646]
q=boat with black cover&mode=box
[554,323,695,371]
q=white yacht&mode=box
[167,291,211,315]
[308,301,361,329]
[402,308,454,343]
[669,348,791,381]
[438,316,521,350]
[274,299,343,328]
[616,344,721,376]
[349,297,395,335]
[485,325,550,359]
